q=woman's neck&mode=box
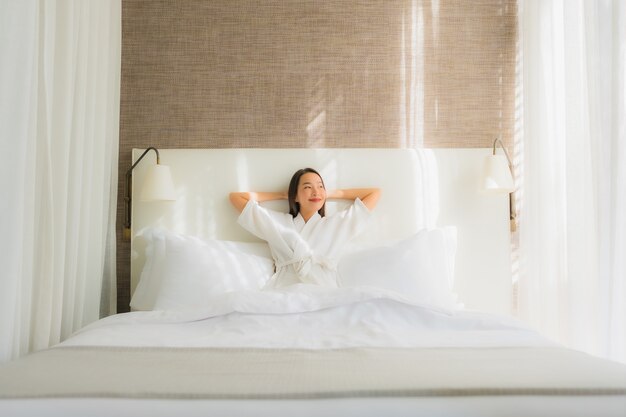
[300,209,317,223]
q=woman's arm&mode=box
[229,191,287,213]
[327,188,381,211]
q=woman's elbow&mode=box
[229,192,249,212]
[364,188,381,210]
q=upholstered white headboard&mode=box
[130,148,512,315]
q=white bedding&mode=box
[5,285,626,417]
[62,285,548,350]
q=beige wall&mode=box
[117,0,517,311]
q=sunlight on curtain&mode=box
[0,0,120,362]
[400,0,425,148]
[518,0,626,363]
[399,0,516,148]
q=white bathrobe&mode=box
[238,198,371,288]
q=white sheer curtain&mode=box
[0,0,120,362]
[518,0,626,363]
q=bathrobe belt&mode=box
[275,254,336,277]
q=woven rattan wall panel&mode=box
[117,0,517,312]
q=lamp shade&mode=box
[140,164,176,201]
[481,154,514,194]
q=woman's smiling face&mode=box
[295,172,326,216]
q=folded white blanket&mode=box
[2,346,626,399]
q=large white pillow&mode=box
[129,229,167,311]
[337,227,459,310]
[130,228,274,311]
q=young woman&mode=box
[229,168,380,289]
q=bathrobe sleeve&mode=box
[326,198,372,241]
[237,200,294,258]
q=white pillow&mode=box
[337,227,459,310]
[129,229,167,311]
[130,228,274,311]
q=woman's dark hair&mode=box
[288,168,326,218]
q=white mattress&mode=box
[6,396,626,417]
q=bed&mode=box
[1,148,625,417]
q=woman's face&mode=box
[295,172,326,215]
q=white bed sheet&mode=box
[61,285,548,350]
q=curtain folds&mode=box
[518,0,626,363]
[0,0,121,362]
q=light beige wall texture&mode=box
[117,0,517,312]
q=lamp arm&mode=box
[492,138,517,231]
[123,147,160,232]
[492,138,513,168]
[129,147,160,171]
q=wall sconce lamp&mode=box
[123,147,176,239]
[482,138,517,231]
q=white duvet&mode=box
[61,285,551,349]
